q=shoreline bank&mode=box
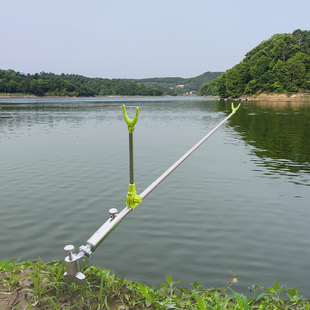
[1,259,308,309]
[2,92,310,102]
[242,93,310,101]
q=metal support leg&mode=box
[63,245,89,285]
[129,132,134,184]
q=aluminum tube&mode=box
[129,133,134,184]
[139,111,234,200]
[86,206,132,251]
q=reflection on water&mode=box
[1,97,310,297]
[227,100,310,186]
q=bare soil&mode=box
[0,267,122,310]
[246,93,310,101]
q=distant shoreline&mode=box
[0,93,37,98]
[0,93,76,99]
[211,93,310,102]
[245,93,310,101]
[2,92,310,101]
[0,93,195,99]
[0,93,172,99]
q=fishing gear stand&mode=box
[63,105,142,285]
[63,102,240,285]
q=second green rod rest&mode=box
[123,105,142,210]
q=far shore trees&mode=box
[200,29,310,98]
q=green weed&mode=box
[1,259,309,309]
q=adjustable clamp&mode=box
[63,245,89,285]
[126,183,142,210]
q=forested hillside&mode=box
[201,29,310,98]
[124,71,222,95]
[0,70,221,97]
[0,71,163,97]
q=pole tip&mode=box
[123,105,139,133]
[231,102,241,114]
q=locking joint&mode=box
[126,183,142,210]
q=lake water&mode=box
[1,96,310,297]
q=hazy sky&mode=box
[1,0,309,79]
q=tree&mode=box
[201,29,310,97]
[224,63,251,97]
[293,29,310,54]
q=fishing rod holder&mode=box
[123,105,142,210]
[63,102,240,285]
[63,105,142,285]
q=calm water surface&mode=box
[1,97,310,296]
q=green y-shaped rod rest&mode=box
[122,105,142,210]
[232,102,241,114]
[123,105,139,133]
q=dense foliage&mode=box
[0,69,222,97]
[0,70,163,97]
[201,29,310,98]
[124,71,222,95]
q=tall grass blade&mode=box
[193,291,207,310]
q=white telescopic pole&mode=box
[139,104,240,200]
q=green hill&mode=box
[126,71,222,96]
[0,70,163,97]
[0,70,221,97]
[201,29,310,98]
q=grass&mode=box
[0,258,309,309]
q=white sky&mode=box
[1,0,309,79]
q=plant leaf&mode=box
[137,282,154,303]
[242,295,249,310]
[288,288,298,296]
[279,286,285,298]
[192,281,199,290]
[193,292,207,310]
[166,274,172,284]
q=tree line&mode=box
[200,29,310,98]
[124,71,222,96]
[0,70,163,97]
[0,69,223,97]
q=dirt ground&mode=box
[246,93,310,101]
[0,267,122,310]
[0,267,36,309]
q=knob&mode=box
[64,244,75,260]
[109,208,118,219]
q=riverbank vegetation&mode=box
[122,71,222,96]
[1,258,309,309]
[200,29,310,98]
[0,70,221,98]
[0,70,163,97]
